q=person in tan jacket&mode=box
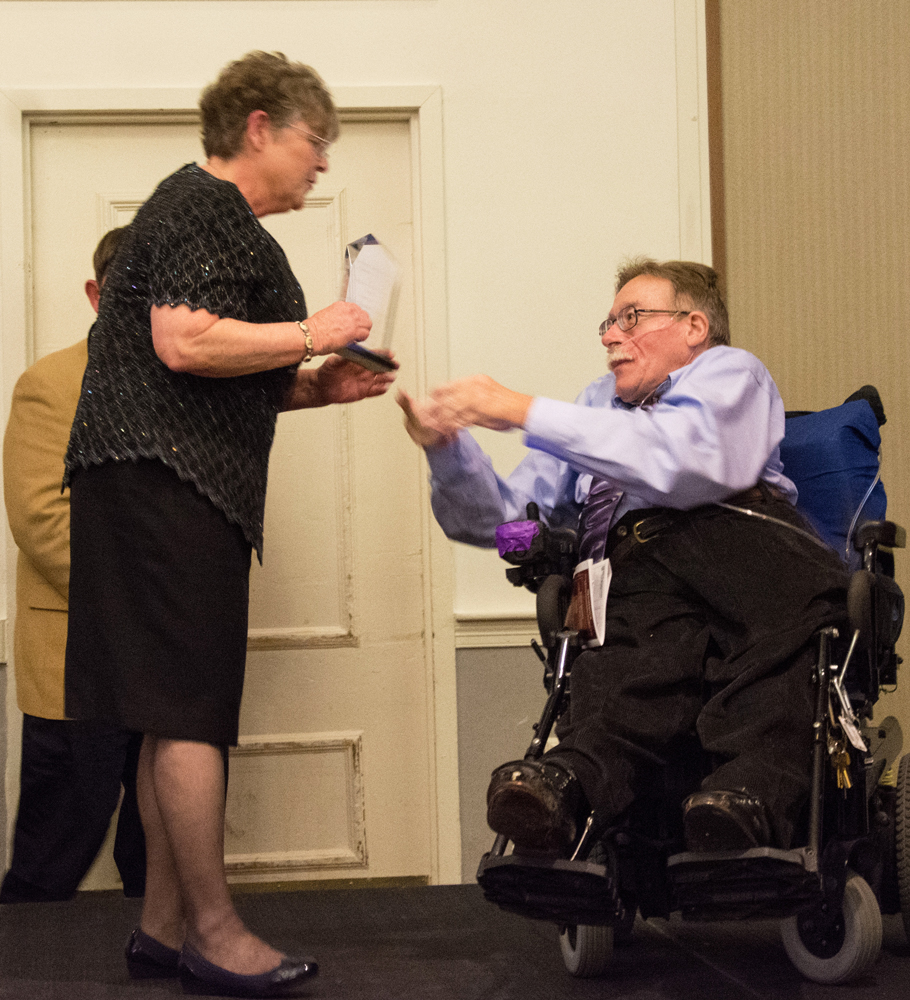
[1,228,146,902]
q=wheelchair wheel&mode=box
[896,752,910,943]
[556,840,618,977]
[780,870,882,984]
[558,922,613,977]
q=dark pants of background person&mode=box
[549,496,848,848]
[0,716,146,903]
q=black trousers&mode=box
[0,716,146,902]
[549,498,848,848]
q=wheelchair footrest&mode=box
[476,852,622,926]
[667,847,822,921]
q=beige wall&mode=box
[718,0,910,734]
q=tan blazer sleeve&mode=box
[3,340,87,604]
[3,341,87,718]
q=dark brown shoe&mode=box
[683,789,772,852]
[487,759,582,854]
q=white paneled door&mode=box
[26,113,440,888]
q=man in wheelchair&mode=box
[399,257,849,857]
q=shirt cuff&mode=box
[425,431,484,482]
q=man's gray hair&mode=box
[615,258,730,347]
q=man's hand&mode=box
[428,375,533,432]
[305,301,373,354]
[397,376,533,446]
[397,390,457,449]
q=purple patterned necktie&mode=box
[577,478,624,563]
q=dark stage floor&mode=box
[0,883,908,999]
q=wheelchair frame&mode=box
[477,506,908,985]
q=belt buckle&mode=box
[632,518,653,544]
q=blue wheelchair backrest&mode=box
[780,389,886,568]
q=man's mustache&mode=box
[607,324,662,365]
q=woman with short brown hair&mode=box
[65,51,394,997]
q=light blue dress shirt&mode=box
[426,346,797,548]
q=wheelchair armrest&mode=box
[536,574,573,650]
[853,520,906,551]
[846,567,904,654]
[847,571,875,651]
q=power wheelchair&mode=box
[477,386,909,985]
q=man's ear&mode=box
[84,279,101,314]
[685,310,710,349]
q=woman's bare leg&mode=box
[139,735,282,974]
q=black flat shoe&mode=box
[487,758,584,854]
[179,942,318,998]
[124,927,181,979]
[683,789,772,852]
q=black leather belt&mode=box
[604,482,788,565]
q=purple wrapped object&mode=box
[496,520,540,558]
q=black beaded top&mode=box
[64,164,305,559]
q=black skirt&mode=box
[65,458,253,746]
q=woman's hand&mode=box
[284,352,397,410]
[305,302,372,355]
[315,353,397,404]
[150,301,371,377]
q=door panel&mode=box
[26,115,432,888]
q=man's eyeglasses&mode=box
[599,306,690,336]
[286,123,333,159]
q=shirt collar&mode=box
[610,376,672,410]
